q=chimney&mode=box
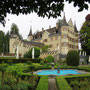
[42,28,44,31]
[49,26,51,29]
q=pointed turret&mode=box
[63,12,67,24]
[62,12,68,26]
[68,18,73,27]
[28,26,33,41]
[74,21,78,33]
[28,26,32,36]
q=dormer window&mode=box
[64,28,66,31]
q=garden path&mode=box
[48,75,57,90]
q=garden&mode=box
[0,49,90,90]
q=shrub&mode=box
[24,47,40,58]
[66,50,79,66]
[46,55,54,63]
[0,85,10,90]
[0,58,42,63]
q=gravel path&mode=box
[48,75,57,90]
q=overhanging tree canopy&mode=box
[0,0,90,26]
[80,14,90,55]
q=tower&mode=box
[9,34,19,54]
[28,26,33,41]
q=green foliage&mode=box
[65,75,90,90]
[0,85,10,90]
[24,47,40,58]
[0,58,41,63]
[0,31,5,54]
[41,45,50,52]
[4,31,10,53]
[0,0,89,26]
[56,76,72,90]
[0,31,10,54]
[6,63,29,77]
[46,55,54,63]
[0,72,39,90]
[66,50,79,66]
[80,21,90,55]
[10,23,23,40]
[36,76,48,90]
[0,63,8,72]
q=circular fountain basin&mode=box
[36,69,85,75]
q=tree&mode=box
[0,31,5,54]
[46,55,54,63]
[0,0,89,26]
[4,31,10,53]
[66,50,79,66]
[0,31,10,54]
[10,23,23,40]
[41,45,50,52]
[0,63,8,85]
[80,14,90,55]
[24,47,40,58]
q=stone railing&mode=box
[40,50,59,58]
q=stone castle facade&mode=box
[9,14,79,58]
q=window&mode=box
[63,34,67,38]
[63,42,67,46]
[63,28,66,31]
[43,39,47,42]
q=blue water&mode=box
[37,69,80,75]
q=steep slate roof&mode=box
[22,40,44,47]
[61,13,69,26]
[32,27,61,40]
[32,13,69,40]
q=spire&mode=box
[28,26,32,36]
[63,12,67,23]
[74,21,78,33]
[61,12,68,26]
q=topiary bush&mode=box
[66,50,79,66]
[46,55,54,63]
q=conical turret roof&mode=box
[28,26,32,36]
[62,12,69,26]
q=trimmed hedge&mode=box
[0,58,42,64]
[36,76,48,90]
[56,76,72,90]
[66,50,79,66]
[56,74,90,90]
[65,73,90,84]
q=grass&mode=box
[36,76,48,90]
[56,76,72,90]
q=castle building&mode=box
[9,14,78,58]
[9,34,44,57]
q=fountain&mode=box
[57,66,60,73]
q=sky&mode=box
[0,2,90,39]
